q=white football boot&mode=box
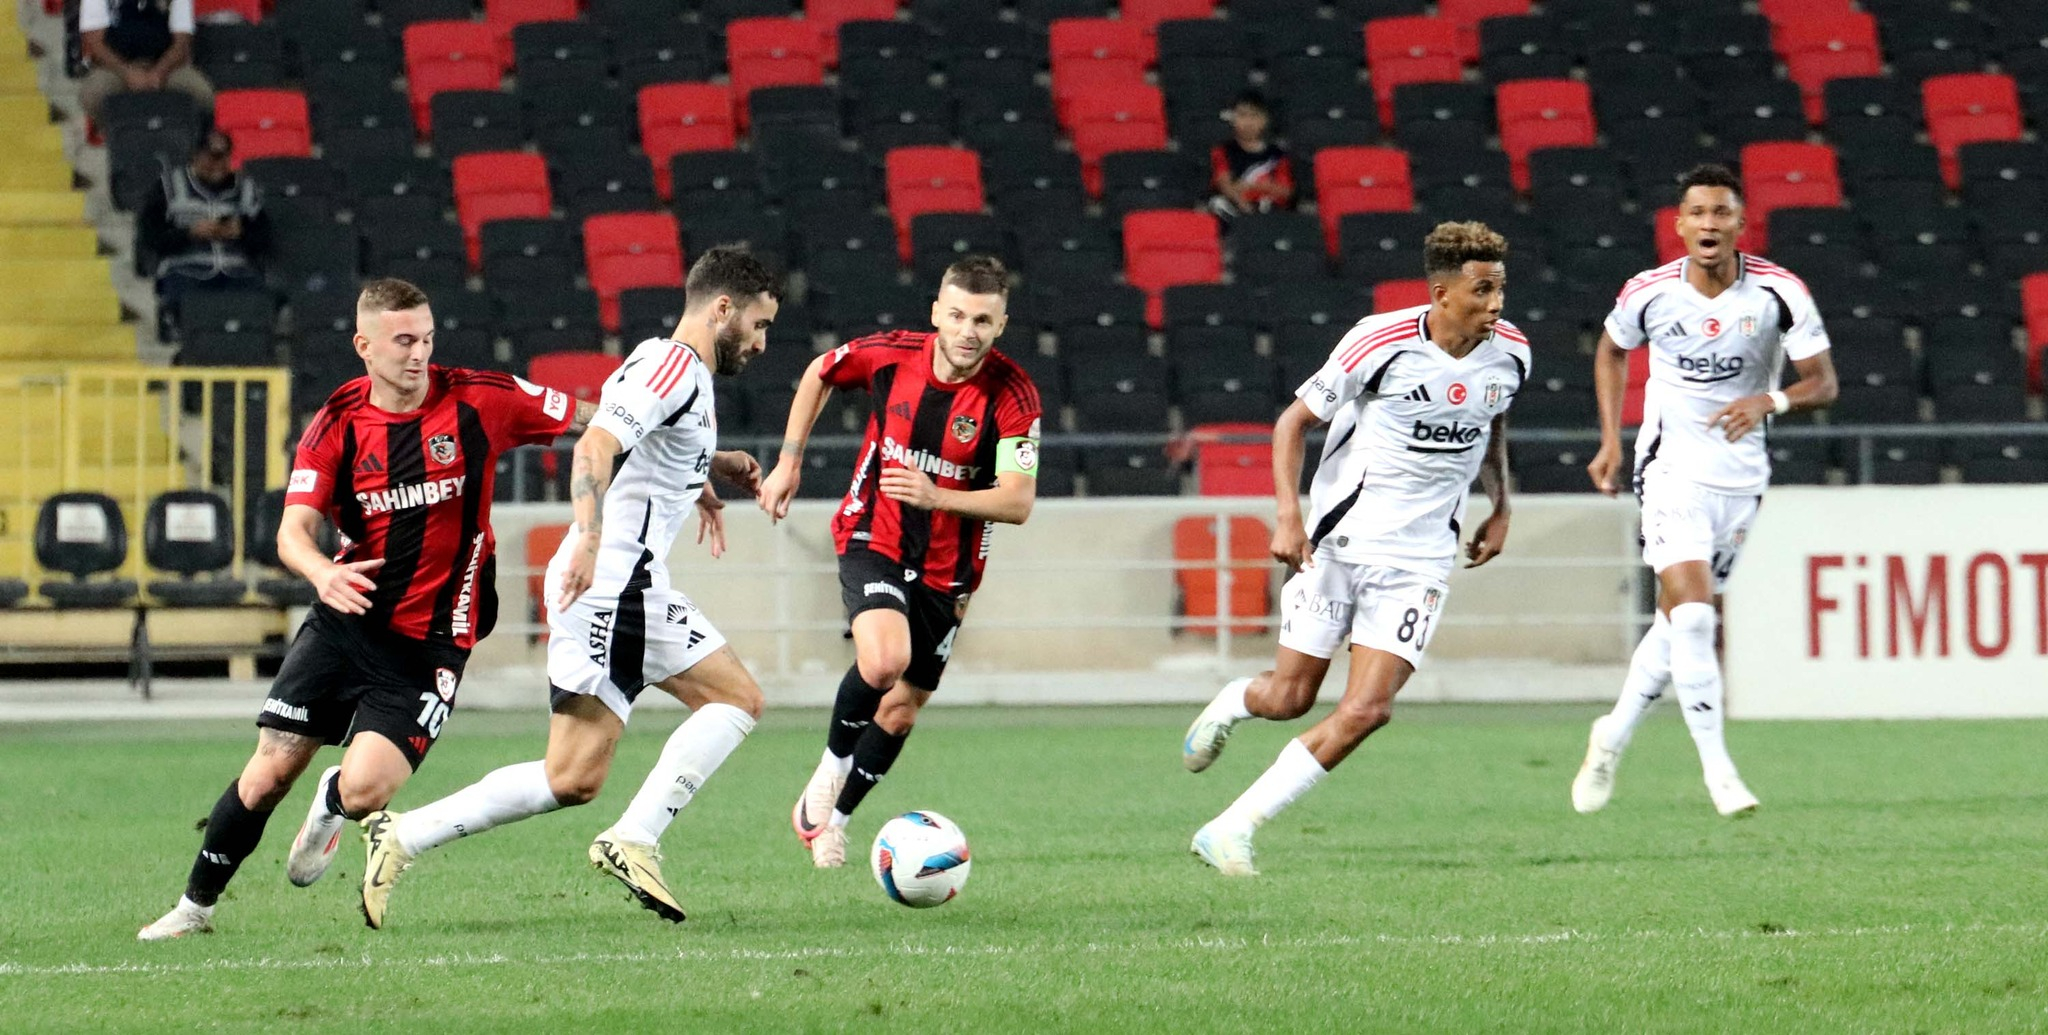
[1709,774,1760,817]
[286,766,347,887]
[1571,716,1625,814]
[1190,819,1258,877]
[137,898,214,941]
[810,823,848,869]
[791,759,845,849]
[1182,681,1249,773]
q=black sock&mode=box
[184,781,274,908]
[833,723,909,818]
[323,770,355,821]
[826,665,888,758]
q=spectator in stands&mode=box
[76,0,214,126]
[140,128,269,341]
[1208,92,1294,224]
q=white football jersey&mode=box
[1298,305,1531,581]
[575,336,719,600]
[1604,254,1831,496]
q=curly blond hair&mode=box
[1422,221,1509,278]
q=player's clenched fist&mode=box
[1270,520,1314,572]
[1585,442,1623,497]
[315,558,383,614]
[758,462,799,522]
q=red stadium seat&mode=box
[1123,210,1223,328]
[1053,61,1152,132]
[1623,346,1649,427]
[638,83,738,198]
[528,351,624,404]
[1740,142,1841,248]
[583,212,686,333]
[1923,74,2024,190]
[1365,17,1463,129]
[1435,0,1530,63]
[1068,84,1169,196]
[452,151,552,267]
[1757,0,1852,26]
[2024,272,2048,392]
[525,522,571,643]
[1372,278,1431,312]
[1050,18,1153,126]
[725,17,827,113]
[1172,514,1271,636]
[1773,13,1882,124]
[1188,423,1274,497]
[1121,0,1216,38]
[805,0,899,64]
[886,147,985,261]
[1495,79,1595,192]
[1653,206,1763,264]
[404,21,506,136]
[196,0,263,23]
[212,89,310,166]
[1313,147,1415,255]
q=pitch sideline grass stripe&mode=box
[6,921,2043,978]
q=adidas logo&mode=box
[410,735,431,756]
[889,401,913,421]
[1401,385,1433,403]
[353,453,387,475]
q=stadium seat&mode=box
[103,90,204,211]
[528,351,624,404]
[1821,76,1920,152]
[806,0,899,64]
[1336,210,1434,283]
[383,0,474,36]
[194,23,288,90]
[1230,212,1330,288]
[725,18,827,112]
[1098,150,1205,219]
[35,493,137,609]
[837,18,928,81]
[1066,84,1168,197]
[638,83,739,198]
[1479,15,1572,84]
[555,149,660,221]
[1172,514,1270,634]
[144,491,247,607]
[1053,64,1152,140]
[1772,12,1882,123]
[245,489,317,607]
[1495,80,1595,192]
[196,0,263,21]
[850,82,955,154]
[2024,272,2048,391]
[1176,352,1277,425]
[210,89,311,165]
[1365,17,1463,129]
[1885,9,1991,84]
[1512,446,1597,493]
[512,20,608,71]
[1436,0,1531,63]
[430,90,528,159]
[884,147,984,261]
[1766,440,1832,486]
[615,25,718,91]
[1922,74,2024,189]
[177,290,277,368]
[1161,284,1259,334]
[668,149,762,213]
[1312,147,1415,253]
[908,213,1004,282]
[1868,441,1942,484]
[1706,77,1807,151]
[1675,13,1775,84]
[485,0,580,66]
[1049,17,1152,83]
[582,212,686,333]
[1951,437,2048,485]
[1372,279,1431,311]
[453,151,554,267]
[403,21,507,136]
[1739,142,1842,248]
[1123,210,1224,328]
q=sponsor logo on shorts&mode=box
[262,698,309,723]
[288,469,318,494]
[428,433,458,466]
[435,667,458,703]
[864,581,908,604]
[588,609,614,663]
[666,603,691,625]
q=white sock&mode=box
[1220,738,1328,828]
[394,761,561,856]
[1600,613,1672,752]
[823,747,853,778]
[828,810,851,828]
[1217,676,1254,721]
[1668,602,1737,784]
[610,703,756,845]
[177,895,213,918]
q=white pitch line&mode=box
[4,921,2042,978]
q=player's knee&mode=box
[1335,697,1394,736]
[336,774,396,816]
[236,769,295,810]
[1668,601,1717,641]
[1264,675,1319,720]
[549,771,604,807]
[856,652,908,692]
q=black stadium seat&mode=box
[144,491,247,607]
[35,493,138,608]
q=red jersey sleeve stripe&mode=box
[1339,324,1412,371]
[1336,324,1403,368]
[1617,268,1682,305]
[651,344,694,398]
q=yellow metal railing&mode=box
[0,365,290,595]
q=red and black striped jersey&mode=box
[285,366,574,648]
[821,330,1041,595]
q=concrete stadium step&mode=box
[0,190,85,225]
[0,155,73,191]
[0,226,101,259]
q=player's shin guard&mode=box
[832,723,908,822]
[1602,612,1673,752]
[612,703,756,844]
[392,761,562,856]
[185,781,275,907]
[1220,738,1328,828]
[1668,603,1737,782]
[826,665,888,760]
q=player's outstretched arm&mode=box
[561,426,623,608]
[1270,399,1320,571]
[879,467,1036,524]
[566,399,598,434]
[760,353,837,522]
[1466,414,1512,569]
[276,503,382,614]
[1586,331,1630,496]
[1705,349,1839,442]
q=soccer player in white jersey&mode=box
[1180,222,1526,876]
[354,248,782,927]
[1572,165,1838,817]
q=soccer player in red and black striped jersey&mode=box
[139,278,597,940]
[760,256,1043,869]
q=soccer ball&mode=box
[870,811,971,908]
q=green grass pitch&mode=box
[3,703,2046,1032]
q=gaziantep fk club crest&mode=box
[435,667,458,703]
[951,414,978,444]
[427,433,457,466]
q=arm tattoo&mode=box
[570,452,605,537]
[569,399,598,432]
[780,437,804,459]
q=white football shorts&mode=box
[1277,559,1449,667]
[544,560,726,724]
[1637,469,1761,592]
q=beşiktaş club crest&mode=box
[1484,381,1504,406]
[951,414,978,443]
[1423,588,1442,613]
[1739,315,1758,337]
[427,433,458,466]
